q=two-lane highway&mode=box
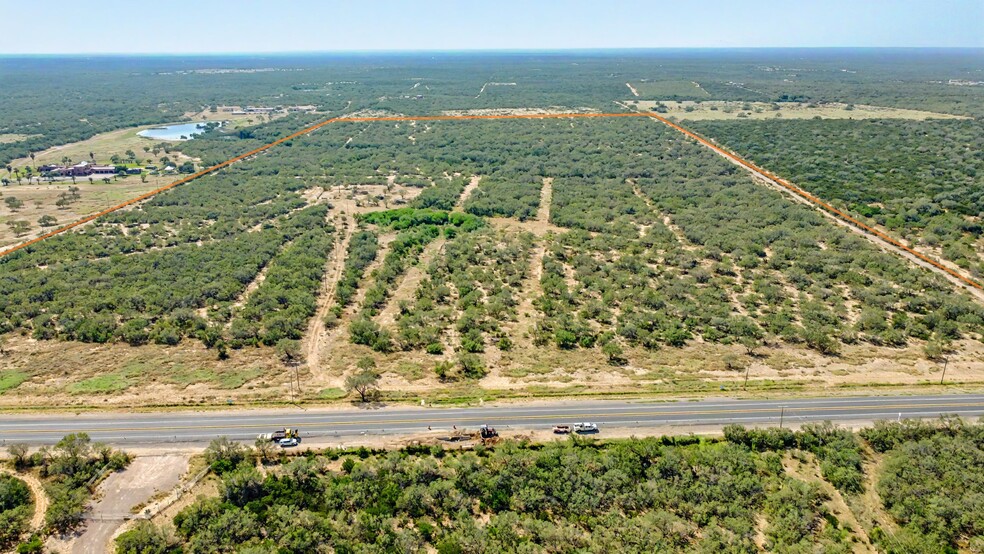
[2,394,983,446]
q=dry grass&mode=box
[0,176,170,248]
[0,134,39,144]
[628,100,969,121]
[0,333,292,409]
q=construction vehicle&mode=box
[439,425,501,445]
[480,425,501,445]
[257,428,301,442]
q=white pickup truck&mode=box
[573,422,599,434]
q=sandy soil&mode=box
[625,83,640,97]
[629,100,968,121]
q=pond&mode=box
[137,122,218,141]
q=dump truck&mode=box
[258,428,300,442]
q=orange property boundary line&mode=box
[0,112,642,259]
[2,110,981,293]
[645,113,984,292]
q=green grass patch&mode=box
[215,367,264,389]
[68,372,137,394]
[0,371,30,393]
[318,387,348,400]
[393,361,426,381]
[68,361,148,394]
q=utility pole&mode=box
[940,356,949,385]
[779,406,785,429]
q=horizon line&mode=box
[3,46,984,57]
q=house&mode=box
[126,168,143,175]
[91,165,116,175]
[68,161,93,176]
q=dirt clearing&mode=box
[52,454,188,554]
[630,100,969,121]
[440,107,599,117]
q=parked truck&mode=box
[257,428,301,442]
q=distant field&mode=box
[0,133,38,144]
[0,176,170,249]
[629,100,969,120]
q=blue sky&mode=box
[2,0,982,54]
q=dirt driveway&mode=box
[67,454,188,554]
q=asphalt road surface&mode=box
[2,394,983,446]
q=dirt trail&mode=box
[625,83,640,97]
[753,514,768,551]
[855,446,903,538]
[456,175,481,210]
[374,177,475,331]
[68,454,187,554]
[536,177,553,224]
[0,467,48,533]
[782,452,876,553]
[375,238,445,327]
[306,211,355,371]
[645,113,984,304]
[512,177,555,344]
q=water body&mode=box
[138,122,215,141]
